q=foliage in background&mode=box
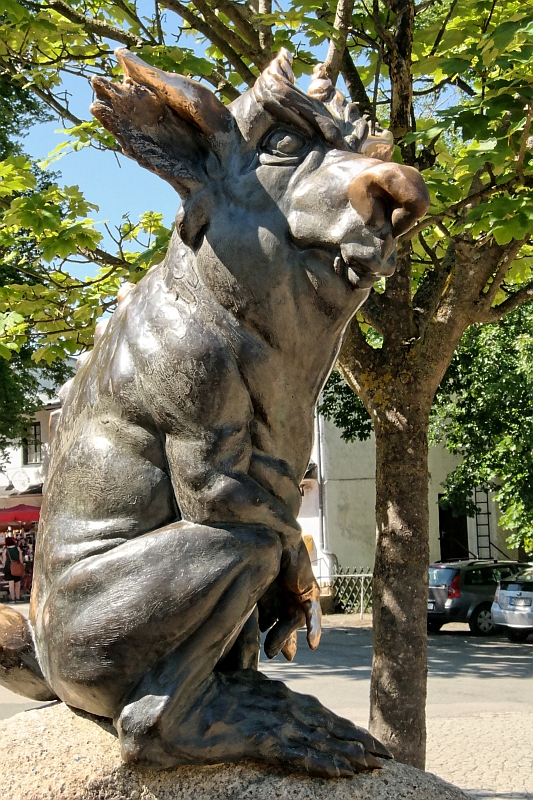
[322,302,533,556]
[320,370,373,442]
[0,345,73,459]
[0,0,532,362]
[0,76,74,456]
[432,305,533,554]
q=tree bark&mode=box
[388,0,415,163]
[322,0,355,85]
[369,398,430,768]
[338,236,514,768]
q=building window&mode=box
[22,422,42,465]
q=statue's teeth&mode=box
[347,267,359,286]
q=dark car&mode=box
[428,560,523,635]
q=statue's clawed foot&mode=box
[118,669,391,777]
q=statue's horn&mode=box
[262,48,295,85]
[114,48,233,138]
[308,64,335,103]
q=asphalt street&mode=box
[1,605,532,799]
[261,617,533,800]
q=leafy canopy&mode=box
[0,0,532,359]
[432,305,533,555]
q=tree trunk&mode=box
[369,398,430,769]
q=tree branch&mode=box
[411,77,474,99]
[360,290,389,334]
[193,0,266,68]
[112,0,159,45]
[479,280,533,323]
[406,175,525,241]
[429,0,457,56]
[380,242,417,345]
[388,0,415,144]
[337,315,381,406]
[256,0,273,53]
[160,0,257,85]
[417,231,440,270]
[475,238,529,317]
[1,56,86,125]
[372,0,393,49]
[341,49,373,116]
[411,238,455,337]
[203,69,241,101]
[44,0,145,47]
[27,83,84,126]
[450,75,475,97]
[322,0,355,86]
[211,0,263,51]
[516,102,533,184]
[77,247,131,269]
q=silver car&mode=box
[492,567,533,642]
[428,560,523,635]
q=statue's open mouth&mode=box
[290,234,397,292]
[336,240,397,289]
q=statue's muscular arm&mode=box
[135,322,321,655]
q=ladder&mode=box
[475,487,492,558]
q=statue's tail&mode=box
[0,604,57,701]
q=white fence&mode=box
[332,568,373,617]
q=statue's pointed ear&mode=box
[115,49,233,140]
[90,49,234,198]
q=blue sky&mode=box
[19,71,180,278]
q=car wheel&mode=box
[468,604,494,636]
[506,628,532,643]
[427,621,443,633]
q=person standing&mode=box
[1,536,24,602]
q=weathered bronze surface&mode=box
[0,50,429,778]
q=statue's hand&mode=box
[258,546,322,662]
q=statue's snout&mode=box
[348,162,430,238]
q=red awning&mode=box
[0,504,40,524]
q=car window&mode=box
[464,569,482,585]
[481,567,500,584]
[429,567,457,587]
[517,567,533,581]
[501,567,533,591]
[492,566,514,582]
[464,567,496,585]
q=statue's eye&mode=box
[262,129,305,156]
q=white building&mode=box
[299,415,519,589]
[0,402,58,516]
[1,398,518,586]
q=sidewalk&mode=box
[426,710,533,800]
[274,614,533,800]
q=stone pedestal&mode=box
[3,703,469,800]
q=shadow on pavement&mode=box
[428,629,533,680]
[261,626,533,684]
[260,627,374,683]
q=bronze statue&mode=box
[0,49,429,778]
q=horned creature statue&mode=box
[0,49,429,778]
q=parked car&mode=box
[492,567,533,642]
[428,560,524,635]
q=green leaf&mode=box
[0,342,13,360]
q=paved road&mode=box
[261,617,533,800]
[1,605,532,798]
